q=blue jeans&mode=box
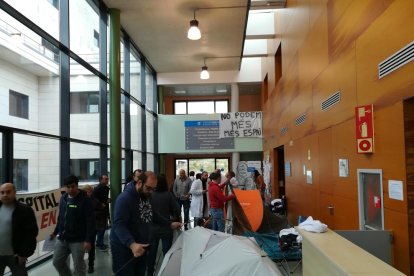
[211,208,225,232]
[0,255,28,276]
[96,228,106,247]
[111,242,146,276]
[52,240,86,276]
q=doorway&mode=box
[357,169,384,230]
[273,145,285,198]
[174,158,230,176]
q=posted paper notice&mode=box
[388,180,403,201]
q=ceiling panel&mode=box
[103,0,249,73]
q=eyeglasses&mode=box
[144,184,156,192]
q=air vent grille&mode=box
[280,127,288,135]
[321,91,341,111]
[379,41,414,79]
[295,113,307,126]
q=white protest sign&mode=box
[219,111,262,138]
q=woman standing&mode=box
[146,174,181,276]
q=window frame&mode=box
[70,91,100,114]
[9,90,29,119]
[173,99,229,115]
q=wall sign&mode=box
[355,105,374,153]
[185,120,234,150]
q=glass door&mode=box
[358,169,384,230]
[175,159,188,176]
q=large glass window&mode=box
[0,10,60,135]
[130,49,141,101]
[145,66,154,110]
[173,100,229,114]
[146,111,155,153]
[189,158,215,175]
[13,159,28,191]
[70,59,100,143]
[107,148,126,181]
[133,151,142,171]
[176,158,230,176]
[4,0,60,40]
[130,101,142,150]
[69,0,100,70]
[70,142,100,184]
[147,153,154,171]
[174,102,187,114]
[70,92,99,113]
[120,40,126,90]
[9,90,29,119]
[14,134,60,192]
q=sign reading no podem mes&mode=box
[219,111,262,138]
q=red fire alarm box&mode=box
[355,105,374,153]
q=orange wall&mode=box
[262,0,414,274]
[239,94,261,112]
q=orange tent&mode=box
[232,189,263,232]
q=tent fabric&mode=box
[232,189,263,232]
[158,227,283,276]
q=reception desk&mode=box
[297,228,404,275]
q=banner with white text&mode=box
[219,111,262,138]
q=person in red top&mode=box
[208,172,234,232]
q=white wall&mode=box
[158,114,263,154]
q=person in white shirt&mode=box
[190,173,207,227]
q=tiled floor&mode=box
[25,225,302,276]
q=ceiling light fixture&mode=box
[187,10,201,40]
[199,56,241,80]
[187,6,247,40]
[216,89,227,93]
[200,58,210,79]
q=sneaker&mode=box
[88,266,94,273]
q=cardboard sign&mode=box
[355,105,374,153]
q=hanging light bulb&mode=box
[200,65,209,79]
[187,10,201,40]
[188,19,201,40]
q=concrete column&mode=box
[231,83,240,170]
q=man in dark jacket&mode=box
[110,171,181,276]
[92,174,110,251]
[0,183,38,276]
[51,175,95,276]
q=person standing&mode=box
[190,173,207,227]
[172,169,192,230]
[208,172,234,232]
[200,171,210,221]
[51,175,95,276]
[146,174,181,276]
[83,185,106,274]
[188,171,195,182]
[92,174,110,251]
[0,183,38,276]
[110,172,181,276]
[254,170,265,200]
[124,169,142,191]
